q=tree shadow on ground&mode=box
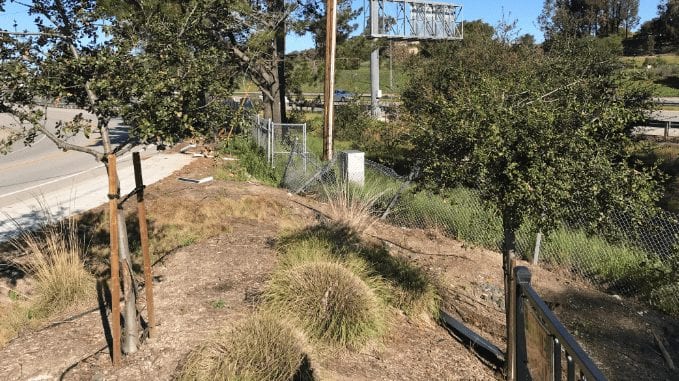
[293,354,318,381]
[655,76,679,90]
[76,209,152,277]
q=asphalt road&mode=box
[0,108,193,242]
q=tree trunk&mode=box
[263,93,273,121]
[117,208,139,354]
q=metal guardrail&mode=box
[511,266,607,381]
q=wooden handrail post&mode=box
[133,152,156,338]
[107,154,122,366]
[507,258,517,381]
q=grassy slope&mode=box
[622,54,679,97]
[238,61,409,95]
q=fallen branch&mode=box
[653,331,676,371]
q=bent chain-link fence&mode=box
[248,117,679,315]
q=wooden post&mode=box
[133,152,156,338]
[322,0,337,161]
[507,258,517,381]
[107,154,122,366]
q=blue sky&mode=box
[287,0,663,52]
[0,0,663,53]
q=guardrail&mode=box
[510,266,607,381]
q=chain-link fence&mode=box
[246,116,679,316]
[250,115,308,169]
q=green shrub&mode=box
[264,260,385,349]
[13,217,94,317]
[539,227,645,283]
[219,135,281,185]
[277,225,441,319]
[650,282,679,316]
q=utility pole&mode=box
[322,0,337,161]
[370,0,381,118]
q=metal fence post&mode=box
[665,121,670,142]
[303,122,307,174]
[532,231,543,265]
[269,119,274,167]
[508,259,518,381]
[514,266,532,381]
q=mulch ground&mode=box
[0,158,500,380]
[2,156,678,380]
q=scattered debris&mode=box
[179,144,197,153]
[223,157,239,161]
[178,176,213,184]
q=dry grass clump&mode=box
[0,215,94,348]
[148,195,294,255]
[264,260,385,349]
[0,303,34,347]
[323,180,384,234]
[177,313,311,381]
[12,217,94,317]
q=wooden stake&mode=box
[133,152,156,338]
[107,154,122,366]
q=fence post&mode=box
[532,231,542,265]
[508,259,517,381]
[270,119,274,167]
[514,266,532,381]
[665,121,670,142]
[303,123,307,174]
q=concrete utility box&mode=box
[339,150,365,186]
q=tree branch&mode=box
[34,121,104,161]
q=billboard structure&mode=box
[368,0,462,117]
[370,0,463,41]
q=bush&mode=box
[219,135,281,185]
[12,217,94,317]
[277,225,441,319]
[177,313,311,381]
[264,260,385,349]
[650,283,679,316]
[1,214,94,348]
[323,179,385,234]
[334,101,370,142]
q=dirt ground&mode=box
[0,157,678,380]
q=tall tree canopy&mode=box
[403,24,659,345]
[540,0,640,39]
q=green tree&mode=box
[403,29,659,358]
[1,0,242,355]
[540,0,640,39]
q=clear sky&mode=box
[0,0,664,53]
[287,0,663,52]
